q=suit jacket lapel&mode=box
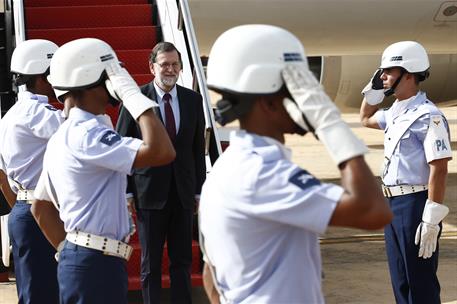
[176,85,187,138]
[150,86,163,122]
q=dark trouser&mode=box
[384,191,441,304]
[137,183,193,304]
[8,200,59,304]
[58,241,128,304]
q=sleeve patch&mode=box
[289,169,321,189]
[100,130,121,146]
[424,114,452,161]
[44,105,58,111]
[435,139,449,152]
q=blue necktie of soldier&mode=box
[163,93,176,141]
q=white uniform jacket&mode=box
[200,130,343,304]
[35,108,142,241]
[0,91,64,191]
[375,92,452,186]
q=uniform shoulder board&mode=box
[79,118,100,131]
[44,104,58,111]
[100,130,121,146]
[289,169,321,190]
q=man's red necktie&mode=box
[163,93,176,141]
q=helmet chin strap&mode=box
[384,69,405,97]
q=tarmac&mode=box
[0,107,456,304]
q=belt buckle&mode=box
[383,186,392,198]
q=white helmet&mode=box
[207,24,308,95]
[48,38,119,90]
[380,41,430,74]
[10,39,58,75]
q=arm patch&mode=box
[100,130,121,146]
[289,169,321,189]
[44,104,58,111]
[424,115,452,161]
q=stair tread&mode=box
[128,273,203,290]
[27,26,158,50]
[117,49,152,74]
[132,74,154,86]
[26,5,153,29]
[25,0,148,7]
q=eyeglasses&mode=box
[155,62,181,70]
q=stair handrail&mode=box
[156,0,222,159]
[12,0,24,45]
[2,0,14,91]
[11,0,24,94]
[1,0,16,116]
[177,0,223,157]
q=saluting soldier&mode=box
[199,24,393,304]
[360,41,452,304]
[31,38,175,304]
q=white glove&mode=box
[282,64,368,165]
[282,97,310,133]
[361,69,385,105]
[54,240,65,262]
[105,63,158,120]
[414,199,449,259]
[127,197,136,237]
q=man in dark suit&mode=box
[116,42,206,304]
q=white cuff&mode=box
[316,120,368,165]
[422,199,449,225]
[56,240,65,252]
[125,193,134,199]
[123,94,159,120]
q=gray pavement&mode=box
[1,107,456,303]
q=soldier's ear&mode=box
[259,96,278,114]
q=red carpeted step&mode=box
[25,0,148,7]
[106,105,120,127]
[132,74,154,86]
[26,5,153,29]
[27,26,158,50]
[0,272,9,283]
[127,240,201,290]
[117,49,152,74]
[161,274,203,289]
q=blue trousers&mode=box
[8,200,59,304]
[384,191,441,304]
[58,241,128,304]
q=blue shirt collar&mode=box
[153,82,178,103]
[230,130,292,161]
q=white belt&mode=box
[66,231,132,261]
[17,189,34,203]
[382,184,428,198]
